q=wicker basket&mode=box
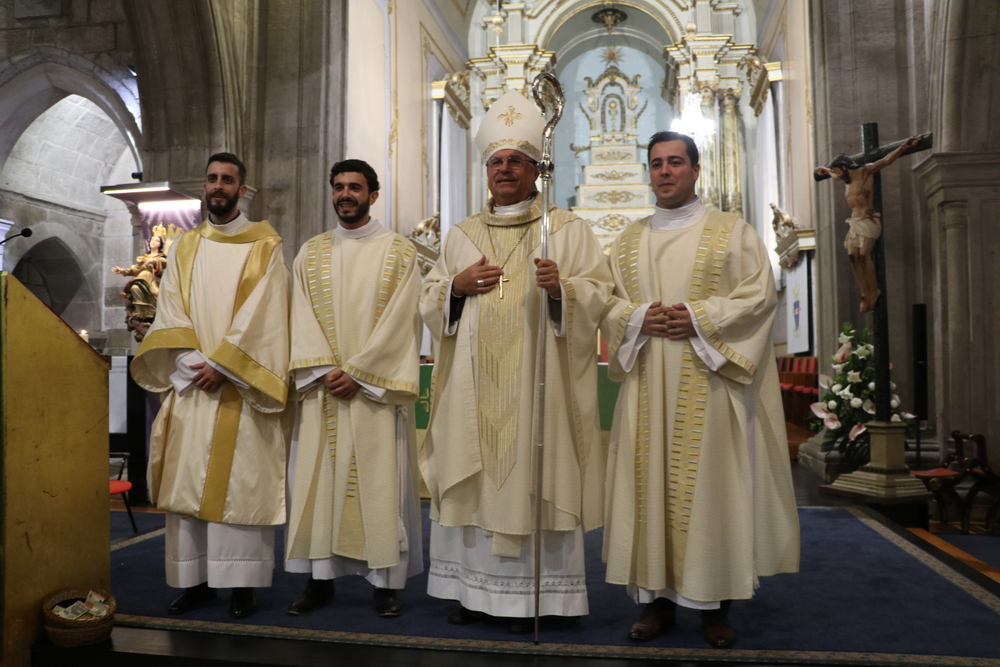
[42,587,116,647]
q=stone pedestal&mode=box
[822,421,929,500]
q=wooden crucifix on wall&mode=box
[814,124,932,421]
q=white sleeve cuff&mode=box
[294,365,335,392]
[685,303,728,371]
[444,279,459,336]
[207,358,250,389]
[171,349,205,396]
[617,303,652,373]
[551,283,568,337]
[353,376,387,400]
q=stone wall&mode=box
[0,94,134,339]
[918,0,1000,457]
[0,0,140,349]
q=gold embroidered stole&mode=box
[462,217,539,489]
[303,233,411,558]
[616,211,737,584]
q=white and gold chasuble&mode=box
[419,195,613,554]
[284,228,422,570]
[132,219,290,526]
[602,212,800,603]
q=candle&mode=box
[79,329,89,344]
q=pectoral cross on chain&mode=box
[498,276,510,299]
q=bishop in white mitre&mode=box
[419,90,614,632]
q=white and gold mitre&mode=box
[475,90,544,163]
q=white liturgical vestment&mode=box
[419,194,613,617]
[131,212,290,587]
[601,199,800,606]
[284,220,423,589]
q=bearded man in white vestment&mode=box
[420,91,613,633]
[131,153,290,619]
[601,132,800,648]
[284,159,423,618]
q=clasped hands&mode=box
[452,255,561,298]
[189,361,226,393]
[324,367,361,399]
[641,301,697,340]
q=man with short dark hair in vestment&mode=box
[420,90,613,633]
[283,159,423,618]
[131,153,290,620]
[601,131,800,648]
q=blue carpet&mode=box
[111,509,165,543]
[939,533,1000,571]
[110,506,1000,661]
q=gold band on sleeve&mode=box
[210,341,288,405]
[134,327,201,358]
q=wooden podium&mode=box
[0,273,110,665]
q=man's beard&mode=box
[336,197,370,225]
[205,190,240,217]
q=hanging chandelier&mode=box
[592,2,627,35]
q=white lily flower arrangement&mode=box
[810,323,916,471]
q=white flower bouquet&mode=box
[810,323,915,470]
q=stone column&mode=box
[697,87,720,209]
[940,201,970,432]
[719,88,743,217]
[916,152,1000,457]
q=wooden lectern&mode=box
[0,272,110,665]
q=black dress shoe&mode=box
[701,609,736,648]
[168,582,216,615]
[230,587,257,619]
[288,578,335,615]
[373,588,402,617]
[628,598,676,641]
[446,605,482,625]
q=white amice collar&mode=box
[492,196,534,217]
[651,196,707,231]
[336,218,388,239]
[209,211,251,235]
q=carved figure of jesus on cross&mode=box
[814,123,932,420]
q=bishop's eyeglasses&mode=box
[486,155,537,171]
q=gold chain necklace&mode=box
[486,224,532,299]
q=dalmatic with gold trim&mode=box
[419,195,613,551]
[285,229,422,571]
[131,219,290,526]
[601,212,800,603]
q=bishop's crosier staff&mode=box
[529,71,564,645]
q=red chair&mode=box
[110,452,138,533]
[912,431,974,533]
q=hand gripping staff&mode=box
[529,71,564,645]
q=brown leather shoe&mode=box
[628,598,676,641]
[701,609,736,648]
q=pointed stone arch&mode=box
[0,51,142,175]
[10,234,89,319]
